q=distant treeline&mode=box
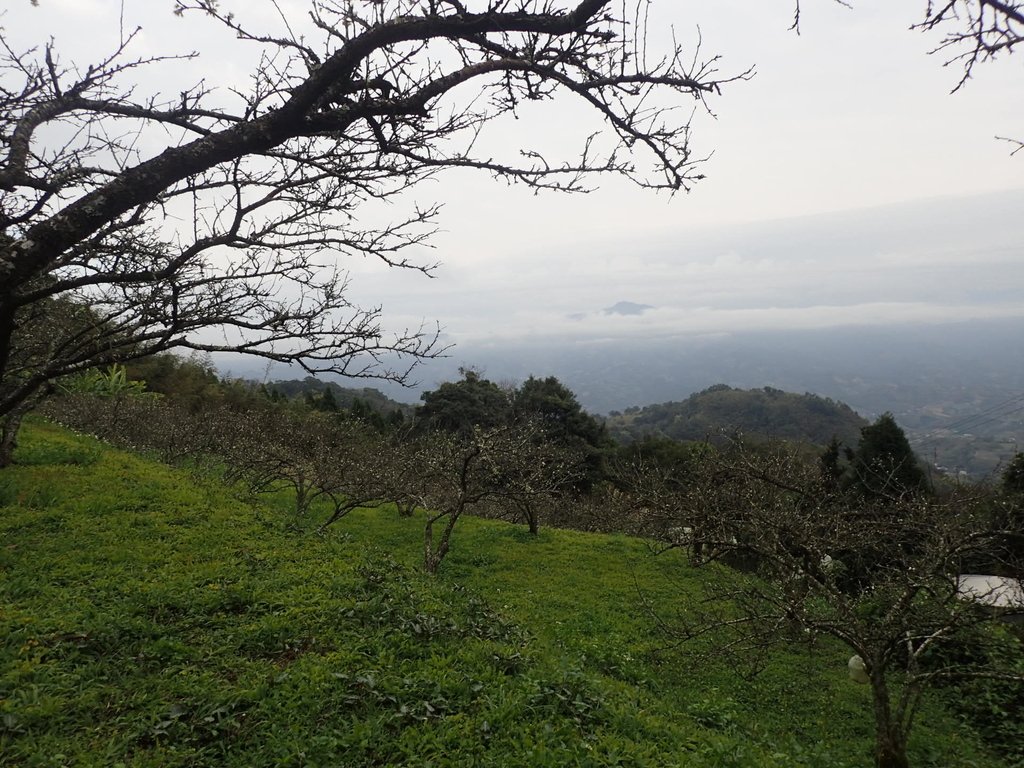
[124,354,412,427]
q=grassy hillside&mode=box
[0,420,1006,767]
[607,386,866,447]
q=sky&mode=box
[5,0,1024,353]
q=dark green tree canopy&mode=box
[416,372,608,492]
[513,375,610,492]
[605,386,866,447]
[514,376,602,444]
[417,370,512,435]
[1003,452,1024,495]
[848,412,930,498]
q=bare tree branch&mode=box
[0,0,738,465]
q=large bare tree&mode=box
[0,0,736,466]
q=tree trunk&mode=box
[527,511,539,536]
[424,513,440,574]
[870,669,909,768]
[0,282,15,419]
[294,476,310,516]
[876,736,909,768]
[0,406,27,468]
[424,505,462,574]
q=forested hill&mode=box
[606,385,867,446]
[269,377,414,416]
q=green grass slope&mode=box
[0,421,1006,767]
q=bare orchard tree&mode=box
[215,408,388,526]
[374,423,428,519]
[0,297,114,460]
[400,420,582,574]
[45,389,219,464]
[50,388,389,525]
[0,0,738,466]
[637,441,1023,768]
[600,450,705,543]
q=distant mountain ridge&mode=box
[605,385,867,447]
[218,316,1024,476]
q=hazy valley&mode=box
[219,316,1024,478]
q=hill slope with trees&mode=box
[606,385,868,446]
[1,419,1014,768]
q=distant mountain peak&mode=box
[603,301,654,316]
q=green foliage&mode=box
[614,436,708,482]
[270,377,413,421]
[417,372,609,494]
[514,376,600,442]
[513,375,611,492]
[418,369,513,434]
[4,416,101,467]
[125,353,221,409]
[998,453,1024,565]
[0,421,1012,767]
[1002,452,1024,496]
[606,386,867,448]
[120,357,412,427]
[319,385,339,412]
[59,364,153,399]
[846,412,930,498]
[819,436,843,490]
[923,623,1024,764]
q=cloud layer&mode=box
[347,188,1024,346]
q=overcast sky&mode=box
[7,0,1024,350]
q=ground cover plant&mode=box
[0,420,1014,767]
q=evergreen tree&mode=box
[514,375,610,492]
[1002,451,1024,496]
[819,436,844,491]
[849,413,930,498]
[417,369,511,435]
[320,386,339,412]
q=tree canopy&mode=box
[847,412,931,499]
[514,375,610,491]
[1003,451,1024,495]
[417,370,512,435]
[417,371,608,489]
